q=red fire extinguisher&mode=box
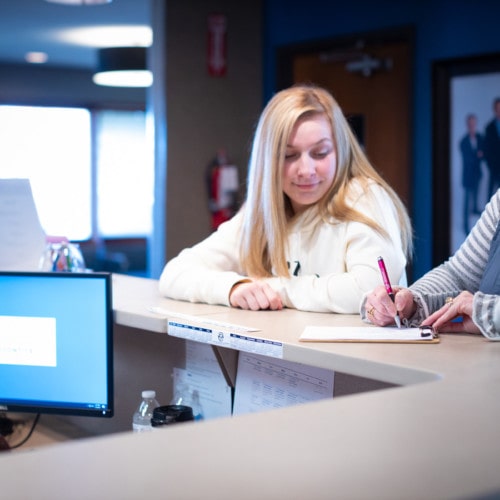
[206,148,239,230]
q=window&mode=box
[0,105,152,242]
[95,110,153,237]
[0,105,92,240]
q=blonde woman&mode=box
[159,84,412,313]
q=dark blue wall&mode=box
[263,0,500,279]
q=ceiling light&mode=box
[93,47,153,87]
[45,0,112,4]
[55,26,152,48]
[25,52,49,64]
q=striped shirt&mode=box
[409,189,500,339]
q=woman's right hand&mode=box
[364,285,416,326]
[229,280,283,311]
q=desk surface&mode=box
[2,274,500,500]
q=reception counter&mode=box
[1,274,500,499]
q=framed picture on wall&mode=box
[432,52,500,266]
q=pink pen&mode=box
[377,256,401,328]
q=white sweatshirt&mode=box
[159,180,407,314]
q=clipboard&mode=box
[299,325,440,344]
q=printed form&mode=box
[172,341,232,420]
[233,352,334,415]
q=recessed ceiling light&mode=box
[54,26,152,48]
[25,52,49,64]
[93,69,153,88]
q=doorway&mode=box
[276,27,414,208]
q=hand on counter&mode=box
[421,291,480,334]
[229,279,283,311]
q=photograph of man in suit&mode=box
[459,113,484,233]
[484,97,500,199]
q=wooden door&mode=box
[283,38,412,207]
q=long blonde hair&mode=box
[240,84,412,277]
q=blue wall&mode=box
[263,0,500,279]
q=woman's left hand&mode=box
[420,291,480,334]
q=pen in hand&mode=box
[377,256,401,328]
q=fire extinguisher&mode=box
[206,148,239,230]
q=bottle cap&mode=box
[141,390,156,399]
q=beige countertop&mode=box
[1,274,499,499]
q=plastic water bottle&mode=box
[171,384,204,421]
[132,390,160,432]
[190,390,204,421]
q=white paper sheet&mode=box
[159,311,284,359]
[171,341,232,420]
[0,179,46,270]
[300,325,434,342]
[233,352,334,416]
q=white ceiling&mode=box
[0,0,151,70]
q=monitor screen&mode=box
[0,271,113,418]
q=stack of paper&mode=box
[0,179,46,270]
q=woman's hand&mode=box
[229,280,283,311]
[364,285,416,326]
[421,291,480,334]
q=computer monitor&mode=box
[0,271,113,418]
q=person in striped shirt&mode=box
[362,189,500,340]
